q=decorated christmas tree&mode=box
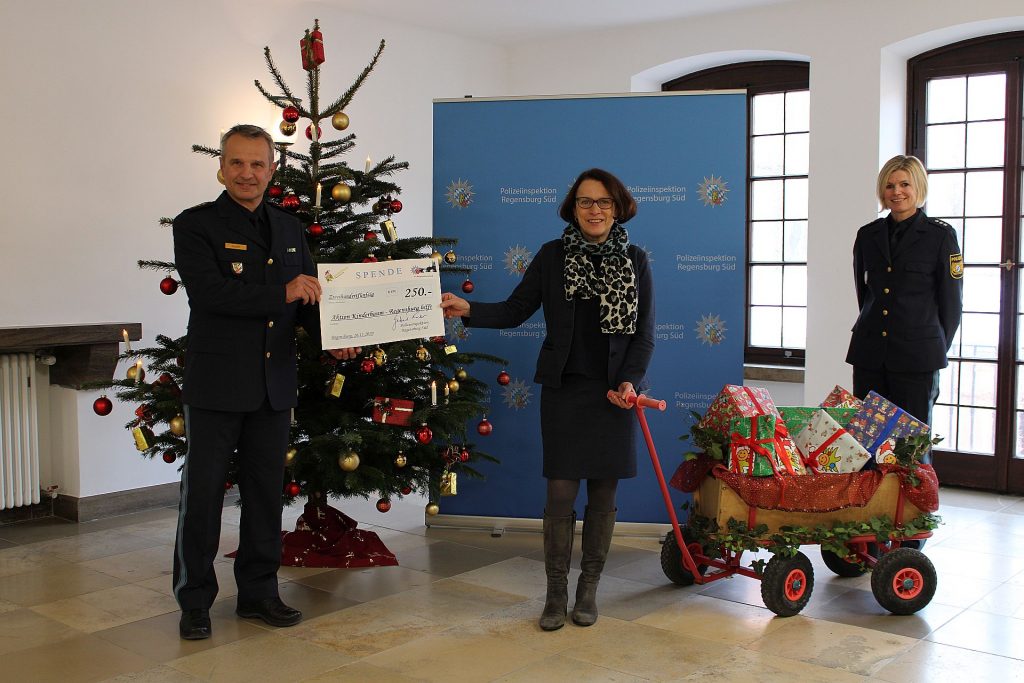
[91,20,506,544]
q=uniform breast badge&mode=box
[232,262,244,275]
[950,253,964,279]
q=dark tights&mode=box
[545,478,618,517]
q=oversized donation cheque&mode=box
[317,258,445,347]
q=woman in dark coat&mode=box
[441,168,655,631]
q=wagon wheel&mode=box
[761,552,814,617]
[821,548,868,577]
[870,548,936,615]
[660,529,707,586]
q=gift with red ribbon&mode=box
[778,405,858,438]
[727,413,805,477]
[846,391,929,464]
[371,396,414,426]
[793,409,871,473]
[300,23,325,71]
[698,384,780,436]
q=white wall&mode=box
[0,0,506,497]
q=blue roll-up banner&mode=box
[433,92,746,524]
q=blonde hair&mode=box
[876,155,928,208]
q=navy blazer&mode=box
[465,238,655,390]
[846,210,963,372]
[172,192,320,412]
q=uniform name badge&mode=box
[317,258,444,348]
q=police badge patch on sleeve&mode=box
[950,253,964,279]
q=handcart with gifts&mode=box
[622,392,938,618]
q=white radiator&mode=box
[0,353,40,509]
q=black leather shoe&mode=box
[179,608,211,640]
[236,597,302,627]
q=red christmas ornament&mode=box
[92,396,113,416]
[362,255,378,263]
[135,405,151,422]
[281,194,300,210]
[401,486,413,495]
[497,370,511,386]
[461,279,474,294]
[159,276,178,295]
[360,358,377,374]
[430,336,446,344]
[477,418,493,436]
[376,498,392,513]
[364,231,377,241]
[390,199,403,213]
[162,452,176,464]
[305,124,322,141]
[415,423,433,445]
[282,106,300,123]
[286,481,302,497]
[460,448,470,462]
[268,185,284,198]
[307,223,324,237]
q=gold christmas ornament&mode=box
[331,112,350,130]
[415,345,430,362]
[216,168,225,185]
[285,447,297,465]
[430,250,442,263]
[279,120,297,137]
[443,250,457,264]
[425,502,440,516]
[169,415,186,436]
[447,378,460,393]
[126,364,145,383]
[372,348,387,366]
[331,183,352,202]
[394,452,407,468]
[455,367,468,381]
[339,451,360,472]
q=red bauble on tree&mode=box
[159,276,178,295]
[281,194,300,210]
[92,396,113,416]
[364,231,377,241]
[286,481,302,497]
[497,370,511,386]
[360,358,377,374]
[389,199,403,213]
[305,124,322,140]
[477,417,493,436]
[268,185,284,198]
[307,223,324,237]
[415,423,433,444]
[461,279,474,294]
[362,255,378,263]
[376,498,392,513]
[401,486,413,495]
[460,448,470,462]
[162,452,176,464]
[282,106,300,123]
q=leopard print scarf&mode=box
[562,223,638,334]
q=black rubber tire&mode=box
[660,530,706,586]
[870,548,937,615]
[761,552,814,617]
[821,548,868,577]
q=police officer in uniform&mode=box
[846,154,963,444]
[171,124,357,640]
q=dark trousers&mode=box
[172,398,290,610]
[853,365,940,464]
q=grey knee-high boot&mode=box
[539,512,575,631]
[572,507,616,627]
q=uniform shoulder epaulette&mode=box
[927,216,954,231]
[179,201,215,215]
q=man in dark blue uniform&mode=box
[171,124,356,640]
[846,155,963,441]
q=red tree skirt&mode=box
[227,502,399,568]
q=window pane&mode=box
[926,124,966,170]
[963,217,1001,263]
[752,135,784,177]
[926,172,965,218]
[783,177,808,219]
[967,73,1006,121]
[782,265,806,305]
[964,170,1003,216]
[938,362,960,404]
[963,266,1000,313]
[784,133,809,175]
[927,77,966,124]
[932,403,958,450]
[782,307,806,347]
[752,93,785,135]
[750,265,782,305]
[959,312,998,359]
[785,90,809,132]
[1016,408,1024,458]
[948,324,961,358]
[966,121,1005,168]
[749,306,782,346]
[958,407,996,454]
[751,179,783,220]
[750,221,783,261]
[1018,366,1024,411]
[943,217,964,253]
[957,361,997,407]
[784,221,808,261]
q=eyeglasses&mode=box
[575,197,614,209]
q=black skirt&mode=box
[540,375,637,480]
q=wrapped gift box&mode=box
[300,28,325,70]
[371,397,414,426]
[727,414,806,477]
[793,409,872,473]
[820,385,863,410]
[778,406,858,437]
[846,391,929,463]
[698,384,779,436]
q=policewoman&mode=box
[846,154,963,441]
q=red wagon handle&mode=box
[607,391,667,411]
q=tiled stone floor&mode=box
[1,486,1023,682]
